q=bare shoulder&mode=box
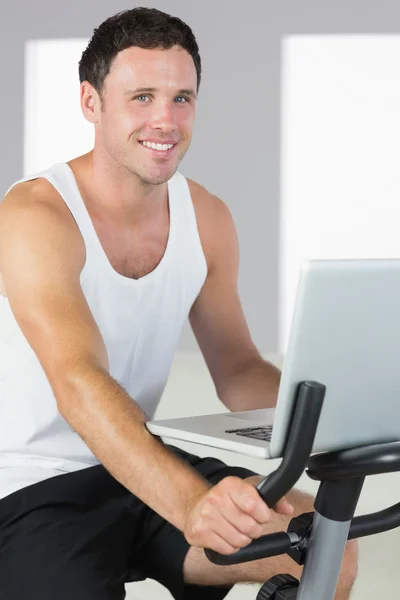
[186,178,232,218]
[0,177,85,286]
[2,177,66,213]
[1,177,82,241]
[186,178,238,270]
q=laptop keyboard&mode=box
[224,425,273,441]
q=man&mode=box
[0,7,358,600]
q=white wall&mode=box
[280,35,400,350]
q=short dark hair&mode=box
[79,7,201,101]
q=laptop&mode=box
[146,259,400,459]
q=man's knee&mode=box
[337,539,359,593]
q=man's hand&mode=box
[183,476,294,555]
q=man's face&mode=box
[93,45,197,185]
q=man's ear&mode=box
[80,81,101,123]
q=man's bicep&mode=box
[0,191,109,398]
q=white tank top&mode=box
[0,163,207,500]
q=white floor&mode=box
[125,353,400,599]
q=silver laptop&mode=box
[147,259,400,459]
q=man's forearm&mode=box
[218,356,281,412]
[57,366,211,531]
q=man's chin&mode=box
[140,165,179,186]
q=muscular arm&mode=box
[189,184,281,411]
[0,181,210,532]
[61,367,212,530]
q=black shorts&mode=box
[0,445,257,600]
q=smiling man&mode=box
[0,7,358,600]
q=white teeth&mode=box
[141,141,174,151]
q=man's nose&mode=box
[149,102,178,131]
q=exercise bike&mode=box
[205,381,400,600]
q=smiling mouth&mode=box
[138,141,177,153]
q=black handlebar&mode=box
[307,441,400,541]
[205,381,326,566]
[349,501,400,539]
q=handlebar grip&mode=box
[205,381,326,566]
[204,531,293,565]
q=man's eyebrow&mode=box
[125,87,197,98]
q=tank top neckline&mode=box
[60,162,176,287]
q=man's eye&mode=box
[133,95,188,103]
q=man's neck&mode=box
[68,151,168,225]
